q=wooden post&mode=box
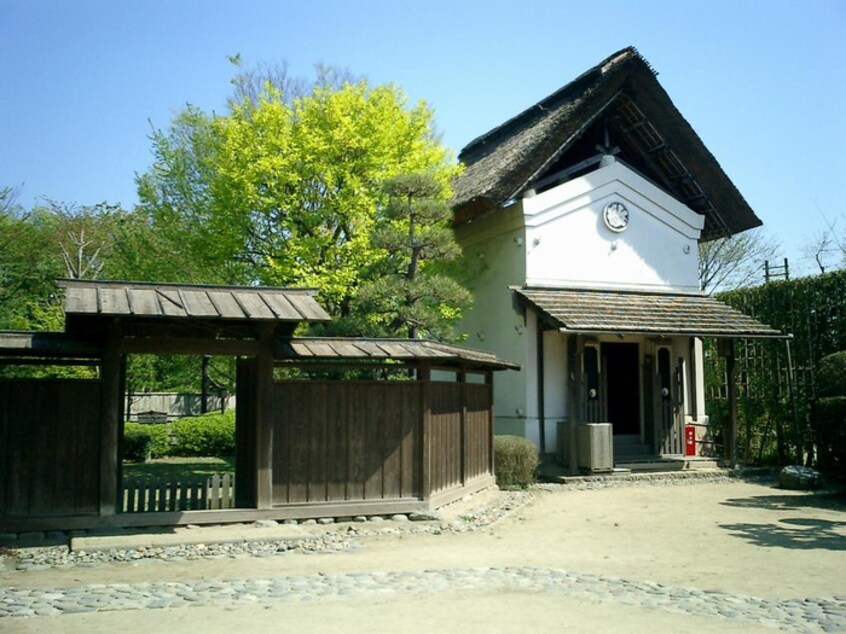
[255,325,275,509]
[784,337,803,465]
[419,363,432,501]
[566,335,582,475]
[235,358,257,508]
[100,319,121,516]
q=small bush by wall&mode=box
[494,435,538,488]
[171,411,236,457]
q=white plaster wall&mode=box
[455,204,529,438]
[542,329,567,453]
[522,160,704,292]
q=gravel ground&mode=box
[2,473,843,633]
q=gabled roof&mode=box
[515,287,783,339]
[452,47,761,241]
[58,279,331,323]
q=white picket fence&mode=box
[123,473,235,512]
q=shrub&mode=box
[493,435,539,488]
[817,351,846,398]
[124,422,171,459]
[123,426,152,462]
[815,351,846,480]
[171,411,236,457]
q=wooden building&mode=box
[450,47,785,469]
[0,280,516,533]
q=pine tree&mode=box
[356,172,471,340]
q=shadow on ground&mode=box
[719,488,846,551]
[719,516,846,551]
[720,490,846,513]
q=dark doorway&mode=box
[602,343,640,436]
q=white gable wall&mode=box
[455,160,710,450]
[522,160,704,292]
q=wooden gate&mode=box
[654,352,685,456]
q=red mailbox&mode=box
[684,425,696,456]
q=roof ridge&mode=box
[459,46,642,160]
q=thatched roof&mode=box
[452,47,761,241]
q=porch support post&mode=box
[255,324,275,509]
[723,338,738,469]
[100,318,122,516]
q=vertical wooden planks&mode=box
[346,383,365,500]
[0,379,100,517]
[419,366,432,501]
[325,382,347,502]
[403,383,421,498]
[307,382,328,502]
[464,383,492,480]
[363,386,385,500]
[381,385,402,499]
[255,326,275,509]
[286,383,309,503]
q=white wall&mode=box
[522,159,704,293]
[455,159,711,449]
[455,204,529,437]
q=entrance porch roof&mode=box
[515,287,784,339]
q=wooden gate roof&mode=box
[59,279,331,323]
[516,287,784,339]
[277,337,519,370]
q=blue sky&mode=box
[2,0,844,277]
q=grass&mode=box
[122,456,235,481]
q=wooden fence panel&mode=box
[273,381,422,504]
[429,383,463,494]
[464,384,493,481]
[0,379,100,517]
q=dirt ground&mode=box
[2,479,845,632]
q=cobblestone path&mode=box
[2,565,845,632]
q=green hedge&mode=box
[170,411,235,457]
[493,435,538,488]
[123,411,236,460]
[124,422,171,459]
[707,270,846,468]
[815,352,846,479]
[123,425,153,462]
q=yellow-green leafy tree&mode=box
[138,75,459,328]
